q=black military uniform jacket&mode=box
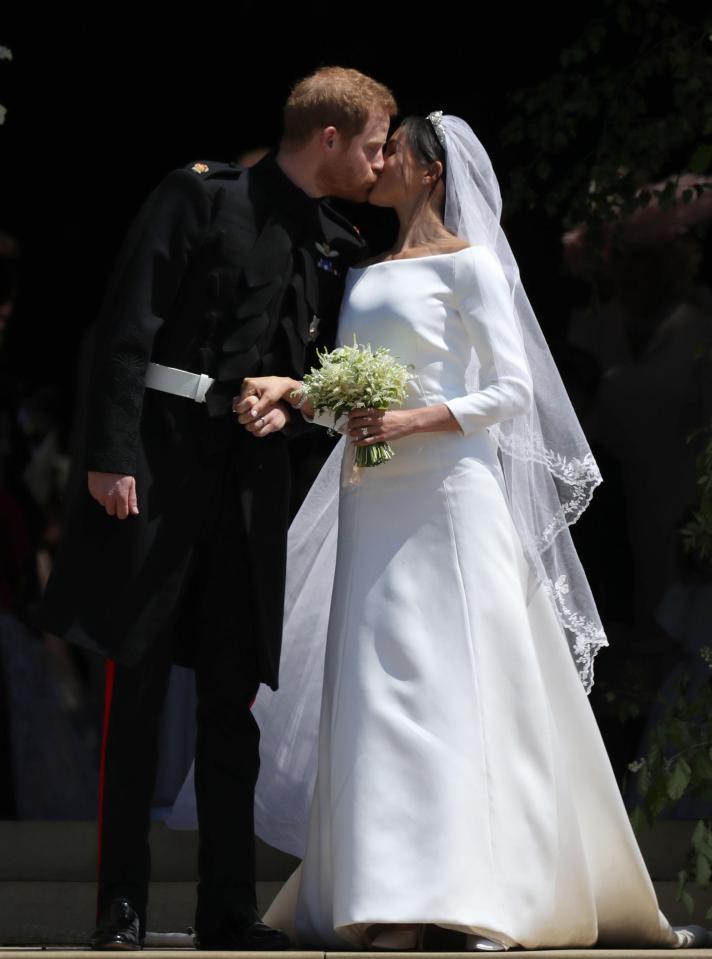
[38,148,370,690]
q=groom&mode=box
[38,66,396,950]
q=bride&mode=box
[167,113,710,951]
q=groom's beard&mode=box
[316,157,377,203]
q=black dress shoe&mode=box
[90,897,144,950]
[194,902,293,951]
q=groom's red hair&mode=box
[281,66,398,148]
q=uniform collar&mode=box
[249,146,324,232]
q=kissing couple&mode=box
[40,64,710,952]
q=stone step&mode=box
[0,818,698,882]
[0,881,280,946]
[1,952,711,958]
[1,819,710,947]
[0,879,710,947]
[0,821,299,881]
[2,952,712,959]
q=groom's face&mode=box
[315,109,390,203]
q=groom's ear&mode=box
[319,125,339,152]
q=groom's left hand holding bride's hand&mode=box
[234,393,291,435]
[232,375,304,436]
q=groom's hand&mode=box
[87,471,139,518]
[233,394,292,437]
[234,375,296,417]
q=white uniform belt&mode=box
[145,362,214,403]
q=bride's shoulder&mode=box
[353,240,476,268]
[452,243,508,295]
[450,242,490,275]
[442,241,492,266]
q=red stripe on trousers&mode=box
[93,658,256,922]
[96,658,115,922]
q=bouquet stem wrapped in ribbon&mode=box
[293,334,413,468]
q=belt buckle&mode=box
[194,372,213,403]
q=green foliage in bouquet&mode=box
[296,333,414,467]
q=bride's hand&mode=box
[348,408,416,446]
[235,395,291,436]
[233,376,300,422]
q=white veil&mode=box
[437,113,608,693]
[166,113,609,858]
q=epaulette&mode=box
[183,159,245,180]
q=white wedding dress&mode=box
[167,245,697,950]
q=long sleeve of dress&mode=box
[444,245,533,435]
[301,407,349,434]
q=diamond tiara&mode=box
[426,110,446,149]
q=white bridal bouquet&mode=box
[293,334,413,467]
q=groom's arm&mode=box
[84,167,212,474]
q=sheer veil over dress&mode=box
[168,115,710,951]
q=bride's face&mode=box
[367,127,441,208]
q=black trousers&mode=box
[95,445,262,936]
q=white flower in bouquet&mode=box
[293,333,414,467]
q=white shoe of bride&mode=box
[464,932,512,951]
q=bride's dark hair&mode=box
[395,115,447,211]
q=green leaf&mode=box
[649,786,670,819]
[692,819,708,850]
[629,804,646,835]
[666,756,692,802]
[690,145,712,174]
[682,889,695,915]
[692,752,712,787]
[667,717,690,746]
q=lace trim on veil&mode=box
[492,425,609,693]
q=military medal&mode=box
[315,240,341,276]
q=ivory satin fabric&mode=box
[169,247,687,949]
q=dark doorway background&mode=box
[0,7,597,412]
[2,7,711,823]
